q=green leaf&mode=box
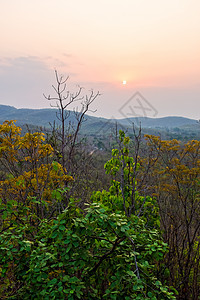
[148,292,153,297]
[62,275,69,282]
[51,231,58,238]
[58,286,63,292]
[52,161,59,171]
[127,270,135,277]
[48,278,57,286]
[59,225,66,231]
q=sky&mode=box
[1,0,200,120]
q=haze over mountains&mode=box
[0,104,199,138]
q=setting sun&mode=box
[123,80,127,85]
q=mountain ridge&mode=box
[0,104,198,131]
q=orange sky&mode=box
[0,0,200,119]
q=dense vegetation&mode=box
[0,122,175,299]
[0,119,199,299]
[0,74,200,299]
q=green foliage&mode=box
[0,130,176,299]
[0,201,175,299]
[104,130,159,227]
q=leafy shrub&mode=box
[0,129,176,299]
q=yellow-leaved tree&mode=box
[0,120,73,232]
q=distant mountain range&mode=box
[0,104,199,136]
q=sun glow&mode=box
[123,80,127,85]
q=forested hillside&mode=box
[0,104,199,141]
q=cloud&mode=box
[62,53,73,58]
[0,57,199,120]
[0,56,83,110]
[1,56,49,71]
[0,56,55,108]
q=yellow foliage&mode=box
[0,121,73,215]
[144,134,200,198]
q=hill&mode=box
[0,104,199,139]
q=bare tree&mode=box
[44,70,100,172]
